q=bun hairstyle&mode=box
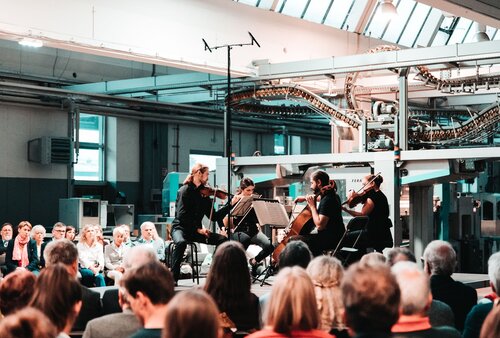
[366,174,383,188]
[183,163,209,185]
[237,177,255,194]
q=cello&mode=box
[271,181,336,264]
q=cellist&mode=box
[292,170,345,256]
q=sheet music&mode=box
[231,195,254,217]
[252,200,289,227]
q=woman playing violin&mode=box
[223,178,274,272]
[293,170,345,257]
[170,163,236,283]
[342,174,393,253]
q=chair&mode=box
[331,216,369,266]
[165,241,200,284]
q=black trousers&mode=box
[171,227,227,281]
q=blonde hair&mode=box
[79,224,96,244]
[306,256,345,331]
[183,163,209,185]
[266,267,319,334]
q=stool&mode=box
[165,241,200,284]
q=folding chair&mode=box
[331,216,369,266]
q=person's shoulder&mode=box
[129,328,162,338]
[430,326,462,338]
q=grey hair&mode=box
[112,226,126,237]
[386,247,416,266]
[140,221,155,231]
[422,240,456,276]
[488,252,500,294]
[123,245,157,269]
[30,225,46,239]
[391,261,430,315]
[44,239,78,267]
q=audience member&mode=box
[163,289,222,338]
[278,240,313,269]
[44,239,102,331]
[423,240,477,330]
[135,221,165,261]
[5,220,39,275]
[52,221,67,240]
[463,252,500,338]
[306,256,346,334]
[386,247,416,266]
[66,225,77,241]
[0,307,58,338]
[204,241,260,334]
[101,245,158,316]
[105,226,128,285]
[341,262,400,338]
[479,302,500,338]
[31,224,47,270]
[0,222,13,272]
[360,252,387,265]
[391,261,460,338]
[121,261,175,338]
[384,246,455,327]
[77,224,106,287]
[29,264,82,337]
[0,269,36,315]
[248,267,333,338]
[120,224,133,247]
[94,224,110,248]
[82,286,141,338]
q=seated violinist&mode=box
[292,170,345,257]
[342,174,393,253]
[170,163,235,283]
[223,177,274,273]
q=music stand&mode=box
[331,216,369,266]
[250,199,290,286]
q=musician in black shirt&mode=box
[170,163,233,282]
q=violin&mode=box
[199,186,230,199]
[342,172,381,208]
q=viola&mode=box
[342,172,381,208]
[199,186,230,199]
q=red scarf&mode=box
[12,235,30,268]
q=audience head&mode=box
[52,222,66,240]
[123,245,157,269]
[278,240,313,270]
[1,222,13,241]
[391,261,431,316]
[480,303,500,338]
[341,262,400,334]
[387,247,417,266]
[140,221,156,241]
[120,261,175,324]
[79,224,97,245]
[30,224,46,244]
[113,226,126,247]
[204,241,251,313]
[0,307,58,338]
[360,252,387,266]
[422,240,456,276]
[29,264,82,333]
[306,256,345,330]
[488,252,500,295]
[163,289,221,338]
[43,239,79,277]
[16,221,32,240]
[119,224,131,242]
[65,225,76,241]
[0,269,36,315]
[266,267,319,335]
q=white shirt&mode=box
[77,241,104,271]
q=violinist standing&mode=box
[342,174,394,253]
[293,170,345,257]
[170,163,235,283]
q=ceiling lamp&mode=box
[473,23,489,42]
[379,0,398,21]
[18,38,43,48]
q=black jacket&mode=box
[5,238,39,274]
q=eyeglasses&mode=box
[54,230,66,233]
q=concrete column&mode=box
[409,185,434,264]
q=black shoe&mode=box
[249,258,259,277]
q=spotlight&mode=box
[378,0,398,21]
[18,38,43,48]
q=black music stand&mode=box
[331,216,369,266]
